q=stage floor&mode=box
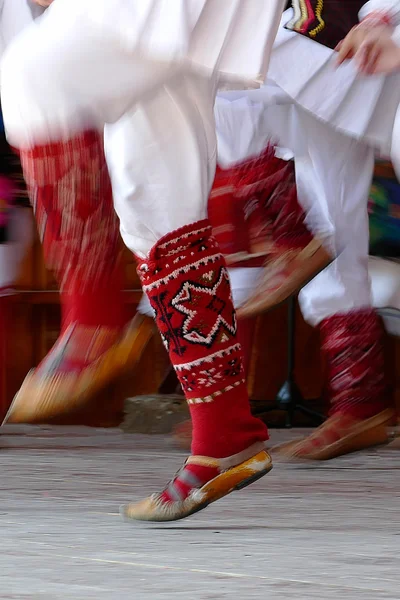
[1,426,399,599]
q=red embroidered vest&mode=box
[285,1,367,49]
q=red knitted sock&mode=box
[137,220,268,459]
[209,147,313,267]
[320,308,389,420]
[61,263,128,330]
[19,131,129,373]
[233,147,313,251]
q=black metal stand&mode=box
[274,296,325,428]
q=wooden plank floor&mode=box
[1,426,399,599]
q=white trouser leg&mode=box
[2,5,218,259]
[295,112,375,326]
[105,74,217,258]
[215,82,295,167]
[1,11,180,147]
[1,0,286,149]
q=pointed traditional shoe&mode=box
[237,240,331,318]
[3,314,154,424]
[120,444,272,523]
[273,310,395,460]
[272,409,395,461]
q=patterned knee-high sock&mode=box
[211,146,314,256]
[137,220,268,461]
[208,146,327,319]
[320,309,389,420]
[19,131,128,366]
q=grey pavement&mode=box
[1,426,399,599]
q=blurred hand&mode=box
[336,22,392,65]
[337,26,400,75]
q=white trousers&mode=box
[104,75,217,258]
[1,5,228,260]
[214,83,375,326]
[294,110,374,326]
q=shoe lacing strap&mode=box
[158,463,204,503]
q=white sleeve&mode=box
[359,0,400,25]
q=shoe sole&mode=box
[3,314,155,425]
[237,243,331,319]
[272,409,395,461]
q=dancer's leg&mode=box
[275,112,394,460]
[1,6,172,423]
[4,131,142,424]
[2,0,274,517]
[105,76,270,521]
[214,87,332,318]
[295,111,375,325]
